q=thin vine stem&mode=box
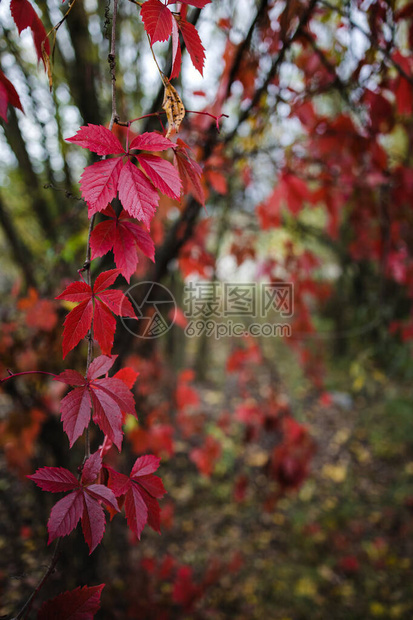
[0,370,57,384]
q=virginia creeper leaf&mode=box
[128,132,176,152]
[141,0,173,43]
[178,19,206,76]
[67,124,124,155]
[174,139,205,204]
[55,355,136,448]
[80,158,123,217]
[56,269,136,358]
[10,0,50,66]
[90,207,155,283]
[29,462,120,553]
[106,455,166,539]
[137,154,182,199]
[0,70,23,122]
[37,584,105,620]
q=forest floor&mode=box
[1,352,413,619]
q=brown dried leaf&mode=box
[162,79,185,139]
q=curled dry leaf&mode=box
[162,79,185,139]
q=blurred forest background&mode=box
[1,0,413,617]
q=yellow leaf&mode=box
[162,79,185,139]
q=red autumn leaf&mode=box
[190,435,221,477]
[82,451,103,484]
[174,139,205,205]
[90,206,155,282]
[68,126,177,224]
[170,17,182,80]
[178,19,206,76]
[28,455,119,553]
[106,455,166,539]
[128,132,176,151]
[80,158,124,216]
[10,0,50,66]
[55,355,137,448]
[66,124,125,155]
[113,367,139,389]
[37,584,105,620]
[0,70,23,122]
[55,269,136,358]
[141,0,173,44]
[137,154,182,199]
[26,466,79,493]
[118,160,159,227]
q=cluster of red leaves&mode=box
[67,126,182,224]
[29,452,119,554]
[127,551,243,617]
[29,451,165,553]
[226,341,315,505]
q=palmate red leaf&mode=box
[37,584,105,620]
[141,0,173,44]
[68,126,177,225]
[66,124,124,155]
[138,154,182,199]
[29,456,120,554]
[56,269,136,358]
[106,455,166,539]
[179,19,206,76]
[55,355,137,448]
[0,70,23,122]
[10,0,50,66]
[89,208,155,282]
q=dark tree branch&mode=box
[0,194,37,289]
